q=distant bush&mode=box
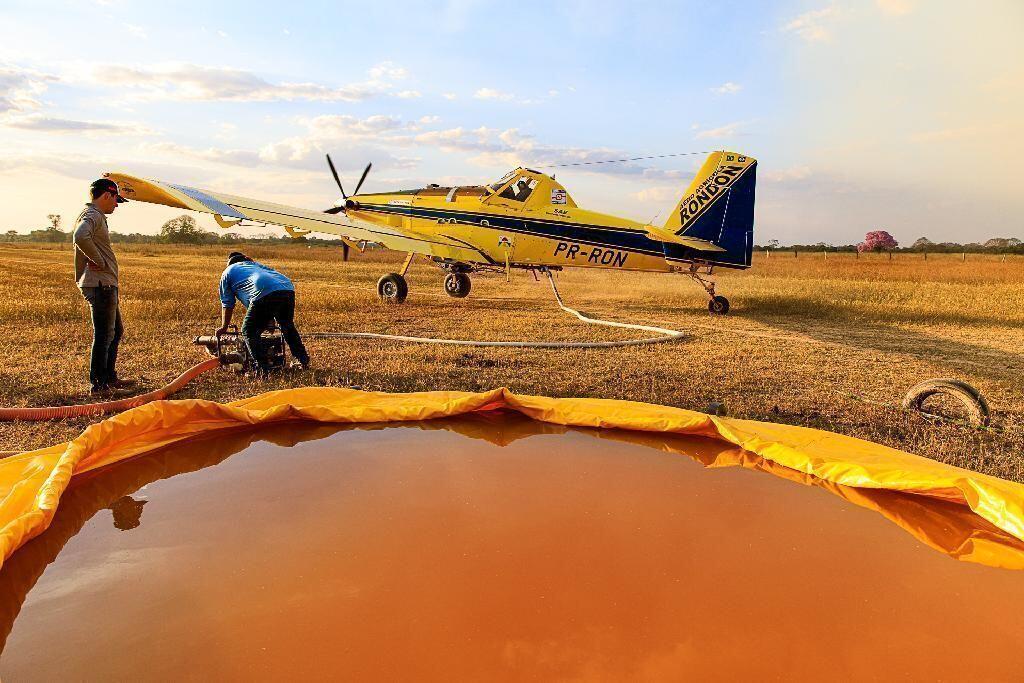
[858,230,898,253]
[160,215,215,244]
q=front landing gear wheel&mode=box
[708,295,730,315]
[377,273,408,303]
[444,272,471,298]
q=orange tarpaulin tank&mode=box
[3,388,1024,679]
[2,387,1023,571]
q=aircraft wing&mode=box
[103,172,489,263]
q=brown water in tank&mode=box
[1,412,1023,680]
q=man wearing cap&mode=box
[73,178,130,395]
[216,251,310,375]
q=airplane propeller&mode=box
[324,154,371,214]
[324,153,371,261]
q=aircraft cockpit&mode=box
[488,169,541,202]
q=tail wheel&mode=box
[377,273,408,303]
[708,295,730,315]
[444,272,471,298]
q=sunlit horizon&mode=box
[1,0,1021,246]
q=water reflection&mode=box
[1,412,1022,657]
[107,496,147,531]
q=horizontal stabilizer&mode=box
[644,225,726,252]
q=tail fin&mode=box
[661,150,756,268]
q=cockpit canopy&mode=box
[487,168,575,208]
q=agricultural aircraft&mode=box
[105,149,756,314]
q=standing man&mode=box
[74,178,129,395]
[217,252,310,374]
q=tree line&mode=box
[1,214,342,246]
[4,214,1022,254]
[756,233,1024,254]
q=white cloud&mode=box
[710,81,742,95]
[28,105,698,185]
[2,114,152,136]
[781,6,839,42]
[0,65,153,136]
[143,141,261,166]
[0,65,55,114]
[630,186,679,203]
[303,113,407,138]
[473,87,515,101]
[442,92,457,100]
[394,89,422,99]
[764,166,812,183]
[402,125,689,180]
[97,62,408,103]
[123,23,147,39]
[693,120,750,139]
[368,61,407,80]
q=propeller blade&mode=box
[324,205,345,214]
[352,162,372,196]
[342,242,350,261]
[326,154,346,199]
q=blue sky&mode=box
[1,0,1021,244]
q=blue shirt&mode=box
[219,260,294,308]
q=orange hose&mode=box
[0,358,222,422]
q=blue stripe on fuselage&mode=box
[358,204,664,256]
[355,203,749,269]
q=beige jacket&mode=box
[73,203,119,288]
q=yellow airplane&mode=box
[105,149,756,314]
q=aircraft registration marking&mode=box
[553,241,628,267]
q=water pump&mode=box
[193,324,287,373]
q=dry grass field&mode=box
[1,242,1021,480]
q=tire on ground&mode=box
[377,273,408,304]
[901,378,990,427]
[444,273,471,298]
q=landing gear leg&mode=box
[686,267,729,315]
[399,252,415,277]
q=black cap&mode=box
[227,251,249,265]
[91,178,128,203]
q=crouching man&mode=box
[216,251,310,374]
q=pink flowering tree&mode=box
[858,230,898,253]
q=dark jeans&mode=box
[82,285,123,388]
[242,290,309,372]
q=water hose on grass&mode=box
[0,358,222,422]
[307,268,686,349]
